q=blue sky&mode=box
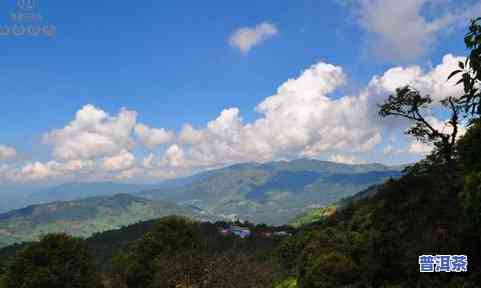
[0,0,479,184]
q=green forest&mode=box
[1,17,481,288]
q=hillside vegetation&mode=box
[275,18,481,286]
[0,160,400,248]
[139,159,401,225]
[0,194,206,248]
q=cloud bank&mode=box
[0,54,465,183]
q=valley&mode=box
[0,158,401,248]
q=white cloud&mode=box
[229,22,278,53]
[0,145,17,160]
[1,159,94,182]
[142,153,156,169]
[18,162,59,181]
[0,54,466,182]
[179,124,205,144]
[368,54,464,103]
[43,105,137,161]
[328,154,366,164]
[153,55,462,171]
[134,124,174,149]
[353,0,481,62]
[115,167,142,180]
[0,105,176,183]
[160,145,186,168]
[407,141,433,155]
[102,150,135,172]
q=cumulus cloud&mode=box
[0,105,173,183]
[0,159,94,182]
[161,145,186,168]
[134,124,174,149]
[115,167,142,180]
[154,54,462,171]
[229,22,278,53]
[43,105,137,161]
[352,0,481,62]
[328,154,366,164]
[0,54,466,182]
[368,54,464,102]
[0,145,17,160]
[102,150,135,172]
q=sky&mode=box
[0,0,480,185]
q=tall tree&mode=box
[116,216,202,288]
[5,234,100,288]
[450,17,481,118]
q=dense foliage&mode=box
[0,194,206,248]
[107,217,289,288]
[0,217,295,287]
[3,234,101,288]
[274,18,481,287]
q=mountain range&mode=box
[138,159,402,224]
[0,194,209,248]
[0,158,403,248]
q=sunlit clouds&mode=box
[0,54,465,183]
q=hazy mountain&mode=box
[0,194,209,248]
[0,186,40,214]
[0,159,403,247]
[0,176,206,213]
[28,182,150,203]
[138,158,402,225]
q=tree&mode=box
[0,262,6,288]
[5,233,100,288]
[379,86,460,167]
[301,251,358,288]
[457,120,481,226]
[115,216,202,288]
[150,251,206,288]
[202,252,276,288]
[449,17,481,118]
[458,119,481,173]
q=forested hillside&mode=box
[0,194,207,248]
[139,159,401,225]
[0,159,400,248]
[0,217,296,287]
[275,18,481,287]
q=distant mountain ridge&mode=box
[0,182,159,214]
[0,177,205,213]
[0,158,403,248]
[138,158,403,225]
[0,194,208,248]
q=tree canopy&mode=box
[4,233,100,288]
